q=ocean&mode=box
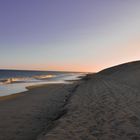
[0,70,84,97]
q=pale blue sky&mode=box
[0,0,140,72]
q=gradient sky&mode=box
[0,0,140,72]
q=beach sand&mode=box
[38,61,140,140]
[0,83,78,140]
[1,61,140,140]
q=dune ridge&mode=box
[39,61,140,140]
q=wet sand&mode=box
[0,83,78,140]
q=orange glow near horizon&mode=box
[1,63,104,72]
[1,59,140,73]
[1,38,140,72]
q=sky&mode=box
[0,0,140,72]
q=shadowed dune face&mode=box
[98,61,140,89]
[38,61,140,140]
[99,61,140,75]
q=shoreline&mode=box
[0,79,81,140]
[0,92,25,101]
[0,79,79,101]
[0,73,85,97]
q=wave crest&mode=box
[33,74,55,80]
[0,74,56,85]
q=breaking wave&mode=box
[0,74,56,85]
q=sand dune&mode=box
[99,61,140,89]
[39,61,140,140]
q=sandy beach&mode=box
[0,83,78,140]
[0,61,140,140]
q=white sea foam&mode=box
[0,72,85,97]
[0,74,56,85]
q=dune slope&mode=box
[39,61,140,140]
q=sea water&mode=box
[0,70,84,97]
